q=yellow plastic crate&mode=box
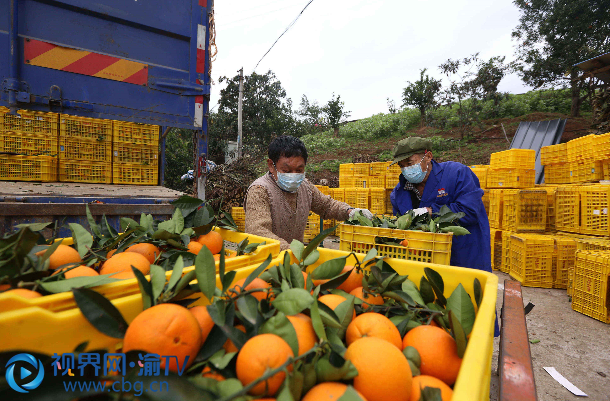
[540,143,567,165]
[386,189,393,214]
[572,252,610,323]
[113,163,157,185]
[509,233,555,288]
[488,189,504,229]
[1,109,59,135]
[340,176,356,188]
[0,131,58,156]
[575,237,610,251]
[470,167,488,189]
[59,160,112,184]
[368,175,386,188]
[113,143,158,166]
[540,186,557,231]
[387,162,401,175]
[487,168,535,188]
[490,228,503,271]
[315,185,331,196]
[344,188,358,206]
[569,160,602,183]
[500,230,512,273]
[330,188,345,202]
[553,237,576,289]
[59,136,112,162]
[339,224,452,265]
[355,188,370,208]
[369,188,386,215]
[370,162,388,176]
[340,175,368,188]
[580,185,610,236]
[304,213,321,242]
[567,135,595,162]
[544,163,570,184]
[482,190,490,216]
[555,186,581,233]
[490,149,536,169]
[385,173,399,189]
[352,163,370,176]
[339,163,354,176]
[0,155,57,182]
[60,114,112,141]
[502,189,547,232]
[113,121,159,146]
[592,132,610,161]
[0,228,280,315]
[231,206,245,232]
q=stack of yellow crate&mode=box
[488,149,536,188]
[509,233,555,288]
[469,165,488,188]
[572,251,610,323]
[112,121,159,185]
[315,185,330,196]
[567,135,602,183]
[304,212,321,242]
[59,115,112,183]
[231,207,245,232]
[541,143,569,184]
[0,108,59,182]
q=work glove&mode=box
[412,207,429,217]
[349,208,374,220]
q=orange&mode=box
[402,325,462,386]
[235,333,294,396]
[108,270,137,280]
[201,366,225,381]
[350,287,384,310]
[197,231,223,255]
[52,265,99,279]
[411,375,453,401]
[223,325,246,353]
[123,303,202,373]
[126,243,160,264]
[400,239,409,247]
[107,249,117,259]
[3,288,42,299]
[346,312,402,349]
[286,313,317,356]
[336,265,364,293]
[187,241,203,255]
[100,252,151,276]
[231,278,270,302]
[344,337,412,401]
[0,284,10,291]
[302,382,367,401]
[190,306,215,344]
[37,244,81,270]
[318,294,356,320]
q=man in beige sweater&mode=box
[245,135,373,250]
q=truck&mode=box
[0,0,213,236]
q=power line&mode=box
[253,0,316,71]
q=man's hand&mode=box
[413,207,429,217]
[349,208,374,220]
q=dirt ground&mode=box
[321,238,610,400]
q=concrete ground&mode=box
[322,237,610,400]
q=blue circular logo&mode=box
[5,353,44,393]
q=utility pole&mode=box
[237,67,244,158]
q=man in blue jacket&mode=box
[390,137,491,273]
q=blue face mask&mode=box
[274,164,305,192]
[401,156,428,184]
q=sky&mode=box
[210,0,533,120]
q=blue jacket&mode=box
[390,160,491,273]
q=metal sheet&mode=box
[510,119,567,184]
[499,280,538,401]
[575,51,610,83]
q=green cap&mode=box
[390,137,432,165]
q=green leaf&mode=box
[120,217,141,232]
[172,195,205,217]
[420,386,443,401]
[150,264,167,304]
[195,245,217,302]
[73,288,127,339]
[311,256,347,280]
[36,238,63,269]
[317,302,343,329]
[38,274,119,293]
[158,219,177,235]
[419,277,435,304]
[132,266,153,310]
[173,208,185,234]
[382,290,416,307]
[309,288,327,342]
[303,249,320,266]
[362,248,377,264]
[174,270,196,294]
[448,310,467,358]
[14,222,52,232]
[333,297,355,332]
[302,225,336,261]
[290,240,304,261]
[209,350,237,370]
[215,378,244,397]
[236,294,259,325]
[401,279,426,306]
[277,379,295,401]
[243,254,272,288]
[446,283,476,335]
[272,288,314,316]
[338,385,366,401]
[69,223,93,258]
[530,339,540,344]
[424,267,447,308]
[315,355,359,382]
[440,226,470,235]
[290,264,305,289]
[259,312,299,357]
[167,256,185,292]
[473,278,483,309]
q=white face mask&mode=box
[273,164,305,192]
[401,155,428,183]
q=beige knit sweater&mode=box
[245,173,351,250]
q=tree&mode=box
[402,68,442,126]
[387,98,397,114]
[297,95,325,133]
[512,0,610,117]
[164,128,194,193]
[323,93,351,135]
[471,56,513,117]
[214,70,300,154]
